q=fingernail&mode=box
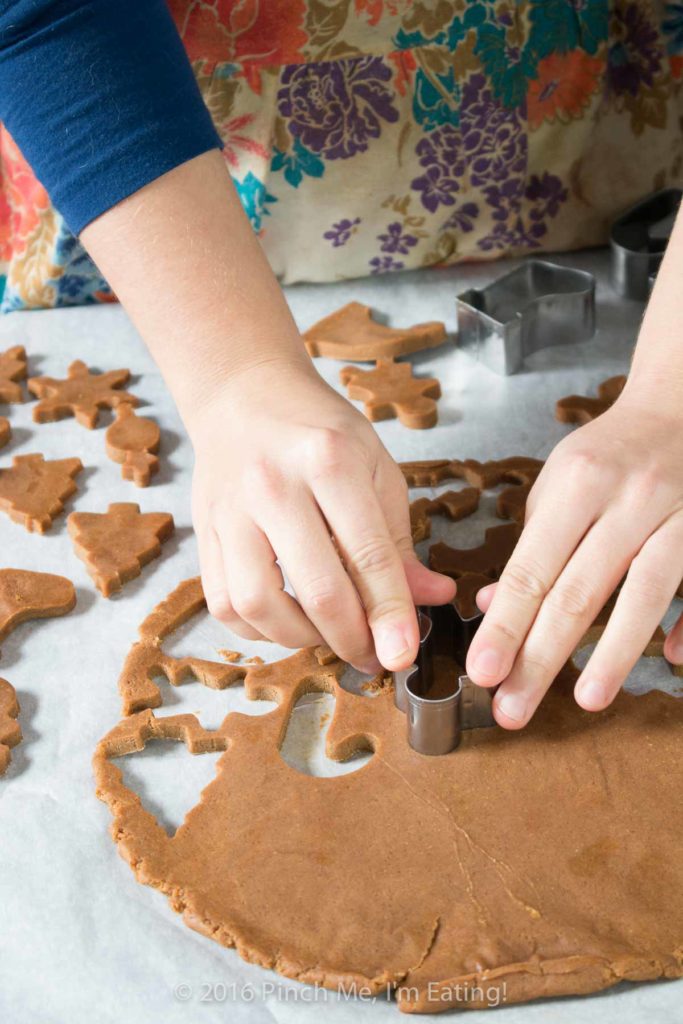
[496,692,528,723]
[359,659,383,676]
[375,623,412,669]
[577,678,609,710]
[469,647,503,681]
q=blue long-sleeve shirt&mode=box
[0,0,223,234]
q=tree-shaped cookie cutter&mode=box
[394,604,495,756]
[456,259,596,375]
[610,188,682,300]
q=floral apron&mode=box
[1,0,682,310]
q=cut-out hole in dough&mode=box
[280,692,373,778]
[164,608,293,666]
[116,740,223,837]
[151,672,277,731]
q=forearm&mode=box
[626,207,683,410]
[81,150,314,433]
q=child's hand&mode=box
[466,388,683,728]
[190,360,455,674]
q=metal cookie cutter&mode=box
[394,605,495,756]
[610,188,682,300]
[456,258,596,375]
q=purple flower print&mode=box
[369,255,405,274]
[411,126,466,213]
[442,201,480,233]
[377,221,419,254]
[323,218,361,247]
[526,172,568,237]
[460,74,527,187]
[277,57,399,160]
[607,2,663,97]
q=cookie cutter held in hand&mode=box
[394,604,495,756]
[456,259,596,375]
[610,188,682,301]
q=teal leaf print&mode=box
[529,0,609,60]
[412,67,461,129]
[475,22,538,108]
[234,171,277,232]
[272,138,325,188]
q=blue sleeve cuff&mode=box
[0,0,223,234]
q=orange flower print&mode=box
[168,0,307,78]
[220,113,270,169]
[0,128,50,261]
[527,49,603,130]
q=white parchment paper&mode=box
[0,249,680,1024]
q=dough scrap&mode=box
[556,375,627,425]
[0,678,21,776]
[28,359,138,428]
[410,488,480,543]
[68,502,174,597]
[0,453,83,532]
[95,578,683,1013]
[402,456,542,525]
[304,302,446,361]
[0,345,27,404]
[341,359,441,429]
[105,403,160,487]
[0,417,9,449]
[430,523,522,579]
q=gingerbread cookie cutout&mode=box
[0,569,76,651]
[304,302,446,362]
[341,359,441,429]
[0,417,10,450]
[0,570,75,775]
[95,578,683,1013]
[430,523,521,580]
[0,345,27,404]
[0,454,83,533]
[68,502,174,597]
[28,360,138,428]
[0,679,21,776]
[410,488,480,543]
[556,375,626,425]
[105,403,160,487]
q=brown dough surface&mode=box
[0,345,27,403]
[0,570,75,774]
[0,453,83,532]
[105,403,160,486]
[0,417,9,449]
[341,359,441,429]
[430,523,522,579]
[556,375,627,425]
[304,302,446,361]
[0,678,21,775]
[67,502,174,597]
[95,578,683,1013]
[410,488,480,543]
[28,359,137,428]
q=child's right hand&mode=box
[189,359,455,675]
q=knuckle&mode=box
[245,457,283,499]
[520,648,554,676]
[547,579,595,619]
[367,597,412,626]
[205,591,234,623]
[626,466,668,506]
[628,555,671,602]
[561,447,601,479]
[231,589,267,621]
[350,536,397,578]
[306,427,349,478]
[484,619,520,647]
[501,561,548,603]
[299,576,339,615]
